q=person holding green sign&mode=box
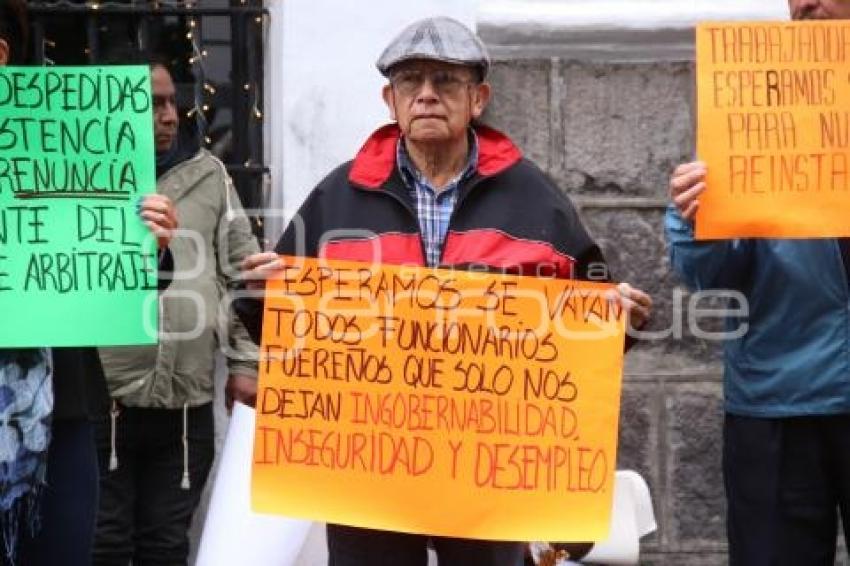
[93,62,260,566]
[667,2,850,564]
[0,3,179,565]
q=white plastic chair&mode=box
[566,470,657,565]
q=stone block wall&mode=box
[482,56,847,565]
[188,50,849,566]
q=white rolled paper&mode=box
[196,402,313,566]
[582,470,657,565]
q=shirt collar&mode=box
[397,129,479,191]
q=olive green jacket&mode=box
[99,150,260,408]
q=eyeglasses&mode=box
[390,69,474,97]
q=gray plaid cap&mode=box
[376,17,490,79]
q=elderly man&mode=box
[238,17,651,566]
[667,2,850,564]
[92,62,260,566]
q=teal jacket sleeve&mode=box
[665,204,752,292]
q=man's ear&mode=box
[382,83,397,121]
[0,39,9,66]
[470,82,491,120]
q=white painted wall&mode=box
[479,0,788,30]
[264,0,477,243]
[265,1,793,243]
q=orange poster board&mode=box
[696,20,850,239]
[251,256,626,542]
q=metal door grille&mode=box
[26,0,269,237]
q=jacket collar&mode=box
[348,123,522,190]
[156,149,213,202]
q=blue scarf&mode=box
[0,348,52,563]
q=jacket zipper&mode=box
[438,174,489,266]
[833,239,850,383]
[358,183,430,266]
[354,172,492,268]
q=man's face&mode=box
[151,65,178,152]
[789,0,850,19]
[382,60,490,145]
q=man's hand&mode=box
[240,252,284,291]
[139,194,178,248]
[612,282,652,331]
[225,374,257,412]
[669,161,707,222]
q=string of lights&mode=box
[183,3,210,147]
[29,0,269,184]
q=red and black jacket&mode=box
[294,123,603,274]
[238,123,610,342]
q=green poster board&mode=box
[0,66,158,347]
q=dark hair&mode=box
[0,0,29,64]
[102,46,174,77]
[149,54,174,75]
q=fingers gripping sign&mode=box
[669,161,707,223]
[138,194,178,248]
[240,252,285,291]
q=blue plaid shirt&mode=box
[397,133,479,267]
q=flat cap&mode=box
[376,16,490,79]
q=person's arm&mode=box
[665,161,752,291]
[216,170,262,410]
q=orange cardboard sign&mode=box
[696,20,850,239]
[251,256,626,542]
